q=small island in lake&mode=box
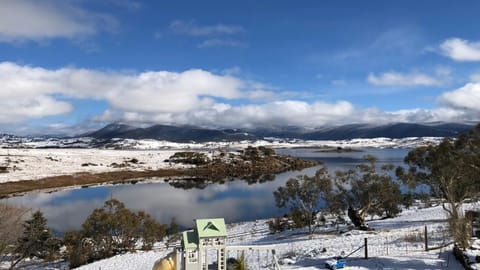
[315,146,363,153]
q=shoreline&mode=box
[0,147,318,198]
[0,168,187,198]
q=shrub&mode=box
[167,152,210,165]
[231,251,248,270]
[64,230,94,268]
[64,198,168,267]
[268,217,289,233]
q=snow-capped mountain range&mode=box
[0,122,473,149]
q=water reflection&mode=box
[3,166,322,233]
[1,148,410,233]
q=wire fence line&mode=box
[357,225,453,258]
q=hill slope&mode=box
[84,123,257,142]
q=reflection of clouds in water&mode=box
[1,190,104,232]
[0,165,327,232]
[195,183,229,200]
[0,149,408,232]
[110,166,326,227]
[4,189,74,207]
[43,199,105,232]
[112,183,275,227]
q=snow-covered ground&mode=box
[0,148,185,183]
[101,137,443,150]
[0,135,443,150]
[70,203,478,270]
[0,137,443,183]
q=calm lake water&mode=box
[2,148,411,233]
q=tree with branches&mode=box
[396,123,480,249]
[10,211,59,269]
[273,166,333,236]
[334,155,402,230]
[65,198,168,267]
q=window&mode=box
[214,237,224,246]
[188,250,197,263]
[202,238,213,246]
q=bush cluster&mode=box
[64,198,173,268]
[0,198,175,269]
[166,152,211,165]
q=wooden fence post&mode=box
[364,238,368,259]
[424,225,428,251]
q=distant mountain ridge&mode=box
[83,123,257,142]
[82,122,474,142]
[258,123,473,140]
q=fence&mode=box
[231,224,453,269]
[356,224,453,259]
[164,222,454,270]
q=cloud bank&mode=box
[0,62,478,132]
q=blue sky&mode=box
[1,0,480,135]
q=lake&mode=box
[1,148,411,233]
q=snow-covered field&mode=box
[0,137,443,183]
[70,203,477,270]
[0,135,444,151]
[0,148,184,183]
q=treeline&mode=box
[271,123,480,250]
[0,198,179,269]
[270,155,404,235]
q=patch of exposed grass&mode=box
[0,169,186,198]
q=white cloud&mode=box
[0,95,72,124]
[0,0,117,43]
[169,20,245,36]
[0,62,244,124]
[439,38,480,62]
[439,83,480,113]
[1,62,479,130]
[167,20,246,49]
[197,39,247,48]
[160,100,368,129]
[367,71,444,87]
[1,62,243,112]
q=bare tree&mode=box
[0,203,29,264]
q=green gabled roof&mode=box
[182,230,198,249]
[195,218,227,238]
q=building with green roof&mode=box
[180,218,228,270]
